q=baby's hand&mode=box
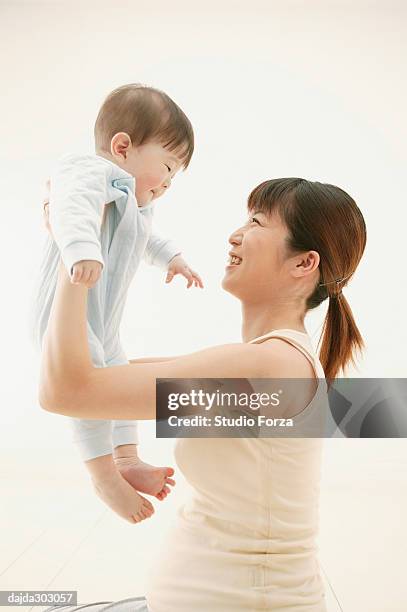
[165,255,204,289]
[91,471,154,524]
[71,260,102,288]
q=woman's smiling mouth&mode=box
[226,253,243,268]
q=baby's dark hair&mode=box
[94,83,194,169]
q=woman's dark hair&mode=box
[94,83,194,169]
[248,178,367,383]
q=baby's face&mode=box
[124,141,183,206]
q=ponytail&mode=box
[318,292,365,386]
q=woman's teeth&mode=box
[229,256,242,265]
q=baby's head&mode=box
[94,83,194,205]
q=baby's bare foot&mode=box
[92,472,154,524]
[114,456,176,501]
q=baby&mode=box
[34,83,202,524]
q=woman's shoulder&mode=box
[255,337,316,379]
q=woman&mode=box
[41,177,366,611]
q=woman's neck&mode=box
[241,300,307,343]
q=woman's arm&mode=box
[39,261,94,411]
[39,263,284,421]
[129,356,181,364]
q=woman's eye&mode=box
[250,217,260,225]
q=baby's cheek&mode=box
[137,170,166,191]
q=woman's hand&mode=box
[42,179,53,238]
[43,202,51,235]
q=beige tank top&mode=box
[249,329,328,438]
[147,329,328,612]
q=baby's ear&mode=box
[110,132,132,159]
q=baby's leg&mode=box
[108,351,176,501]
[73,333,153,523]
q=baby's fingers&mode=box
[165,269,175,284]
[86,268,101,288]
[182,268,194,289]
[82,268,94,287]
[42,202,53,235]
[191,271,204,289]
[71,265,83,284]
[86,269,96,288]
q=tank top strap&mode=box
[248,328,325,379]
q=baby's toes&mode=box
[156,488,168,501]
[156,484,172,501]
[133,506,152,523]
[139,508,151,520]
[143,499,154,513]
[142,501,154,517]
[165,477,176,487]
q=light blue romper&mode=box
[33,154,180,461]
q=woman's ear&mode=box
[294,250,320,279]
[110,132,132,160]
[306,250,320,274]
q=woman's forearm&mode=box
[39,261,94,408]
[129,356,180,364]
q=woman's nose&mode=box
[228,228,243,246]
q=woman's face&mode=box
[222,210,309,303]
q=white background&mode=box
[0,0,406,450]
[0,2,406,610]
